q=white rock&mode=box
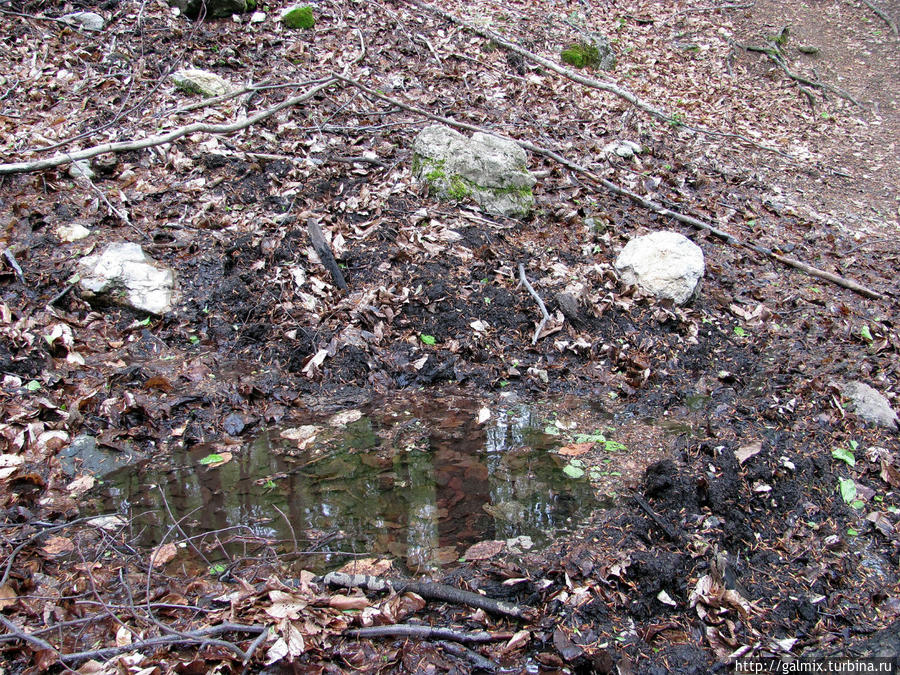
[77,243,177,315]
[57,224,91,242]
[68,159,95,180]
[171,69,232,98]
[614,231,704,305]
[842,381,899,430]
[250,11,266,22]
[603,140,642,159]
[60,11,105,31]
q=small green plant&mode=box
[208,563,227,576]
[25,380,41,392]
[733,326,747,338]
[832,440,858,466]
[669,111,686,127]
[560,42,601,69]
[420,334,436,345]
[859,325,873,342]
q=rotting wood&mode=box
[518,264,550,345]
[437,640,500,672]
[345,624,510,644]
[333,73,888,302]
[307,216,348,291]
[323,571,530,619]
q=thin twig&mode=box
[272,504,298,554]
[2,248,26,284]
[518,264,550,345]
[0,78,338,175]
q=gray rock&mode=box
[77,242,178,315]
[167,0,248,20]
[602,140,642,159]
[171,69,232,98]
[412,124,536,218]
[58,434,145,478]
[843,381,899,430]
[68,159,95,180]
[614,231,705,305]
[587,33,617,71]
[60,11,106,31]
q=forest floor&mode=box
[0,0,898,672]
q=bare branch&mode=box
[518,264,550,345]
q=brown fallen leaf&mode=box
[557,442,594,457]
[67,474,95,496]
[43,536,75,556]
[463,539,505,561]
[336,557,393,577]
[151,542,178,568]
[735,440,763,464]
[0,583,17,609]
[329,594,370,610]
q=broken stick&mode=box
[307,216,348,291]
[518,264,550,345]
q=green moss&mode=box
[561,42,601,69]
[448,176,471,200]
[282,5,315,29]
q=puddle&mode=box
[90,398,603,573]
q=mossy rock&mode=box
[281,4,315,29]
[561,42,602,69]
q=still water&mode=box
[94,398,601,573]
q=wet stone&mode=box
[58,434,146,478]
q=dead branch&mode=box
[323,571,530,619]
[345,624,510,644]
[307,216,348,291]
[0,78,338,176]
[438,640,499,672]
[518,264,550,345]
[403,0,794,159]
[2,248,26,284]
[633,493,683,544]
[332,73,888,302]
[742,43,864,108]
[861,0,899,37]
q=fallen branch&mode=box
[518,264,550,345]
[743,43,864,108]
[333,73,888,302]
[307,216,348,291]
[345,624,510,644]
[861,0,899,37]
[438,640,499,672]
[403,0,795,159]
[633,493,683,544]
[323,572,530,619]
[0,78,338,175]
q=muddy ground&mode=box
[0,0,899,672]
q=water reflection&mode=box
[96,399,598,573]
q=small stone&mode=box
[223,412,246,436]
[60,11,105,31]
[250,11,266,22]
[171,69,232,98]
[57,224,91,242]
[842,381,899,430]
[614,231,705,305]
[68,159,95,180]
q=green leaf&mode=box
[138,316,152,327]
[563,462,585,479]
[208,563,227,575]
[733,326,747,337]
[25,380,41,392]
[831,447,856,466]
[847,528,859,537]
[189,335,200,345]
[544,424,560,436]
[420,334,436,345]
[859,325,873,342]
[199,453,225,465]
[263,480,277,490]
[838,477,857,504]
[850,499,865,510]
[575,433,606,443]
[603,440,628,452]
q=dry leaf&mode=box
[463,539,505,560]
[266,590,308,620]
[0,583,17,609]
[558,442,594,457]
[735,441,762,464]
[151,542,178,568]
[43,536,75,556]
[115,625,133,647]
[336,557,393,576]
[67,474,95,495]
[329,594,370,610]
